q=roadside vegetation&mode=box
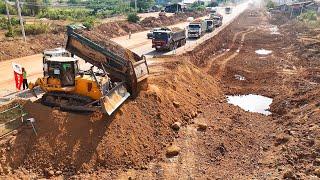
[0,0,158,37]
[298,10,320,28]
[0,0,216,38]
[189,1,206,11]
[266,0,275,9]
[127,13,140,23]
[37,8,92,20]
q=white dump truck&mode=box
[187,20,206,39]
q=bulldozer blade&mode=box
[101,83,130,115]
[133,57,149,82]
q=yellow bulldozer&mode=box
[30,25,149,115]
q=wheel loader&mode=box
[29,25,149,115]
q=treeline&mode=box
[0,0,157,19]
[0,0,157,37]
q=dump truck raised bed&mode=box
[152,27,186,51]
[30,25,149,115]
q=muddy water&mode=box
[234,74,245,81]
[255,49,272,55]
[227,94,273,115]
[269,25,280,35]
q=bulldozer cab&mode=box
[43,48,71,77]
[43,48,70,58]
[45,57,79,87]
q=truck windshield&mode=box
[189,25,200,29]
[153,32,168,40]
[207,21,213,26]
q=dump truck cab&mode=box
[188,20,206,38]
[205,19,214,32]
[152,27,186,51]
[225,7,232,14]
[152,29,172,49]
[213,16,222,27]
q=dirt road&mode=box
[111,4,248,57]
[0,3,248,97]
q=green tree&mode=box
[25,0,44,16]
[136,0,155,10]
[266,0,275,9]
[0,1,17,15]
[299,10,317,21]
[68,0,81,4]
[189,1,205,11]
[127,12,139,23]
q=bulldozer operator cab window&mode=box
[61,62,75,86]
[47,61,75,86]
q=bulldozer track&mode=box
[41,92,98,113]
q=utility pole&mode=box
[135,0,137,11]
[16,0,26,41]
[4,0,12,27]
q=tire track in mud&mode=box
[204,27,257,79]
[129,16,258,180]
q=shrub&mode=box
[196,5,206,11]
[266,0,275,9]
[0,1,17,15]
[15,23,50,35]
[127,13,140,23]
[96,9,113,18]
[307,20,320,28]
[82,16,96,29]
[37,8,91,20]
[0,16,20,30]
[0,16,7,29]
[5,26,15,37]
[298,10,317,22]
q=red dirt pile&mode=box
[0,33,65,61]
[95,11,208,38]
[0,59,219,177]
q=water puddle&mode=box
[227,94,273,115]
[234,74,245,81]
[255,49,272,55]
[269,25,280,35]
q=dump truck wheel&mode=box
[169,43,174,51]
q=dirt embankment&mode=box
[0,57,220,178]
[0,9,319,179]
[0,11,208,62]
[95,11,207,38]
[202,9,320,179]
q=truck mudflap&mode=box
[133,55,149,83]
[100,82,130,115]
